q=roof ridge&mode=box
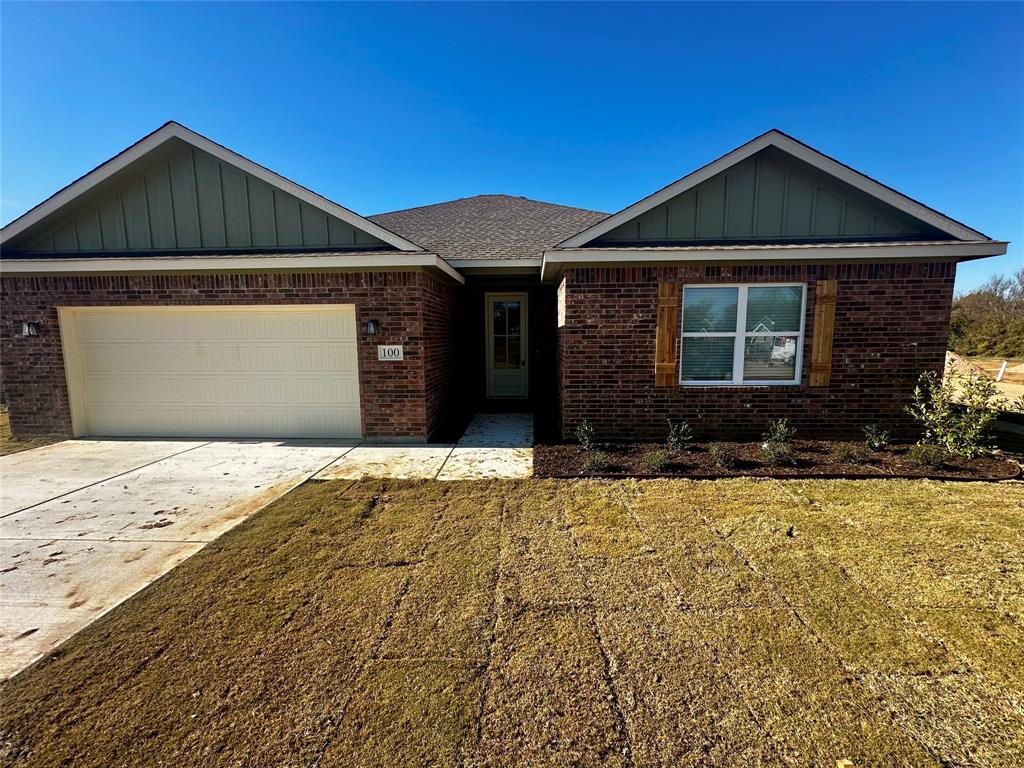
[369,193,608,219]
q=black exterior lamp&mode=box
[365,319,380,336]
[19,321,40,337]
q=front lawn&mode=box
[2,478,1023,766]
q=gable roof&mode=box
[557,129,991,248]
[370,194,607,263]
[0,121,423,253]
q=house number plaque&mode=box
[377,345,404,361]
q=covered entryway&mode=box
[58,305,361,438]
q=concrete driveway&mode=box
[0,439,357,678]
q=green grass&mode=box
[2,477,1023,766]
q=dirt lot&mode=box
[1,478,1022,767]
[0,408,62,457]
[948,354,1024,401]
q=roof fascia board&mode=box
[557,131,987,248]
[1,122,425,253]
[540,240,1007,281]
[0,252,465,284]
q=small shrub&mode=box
[708,442,736,469]
[831,441,869,464]
[907,443,947,469]
[642,449,673,473]
[574,420,597,451]
[582,450,612,472]
[761,440,796,467]
[862,423,891,451]
[763,418,796,445]
[907,366,1004,457]
[666,420,694,451]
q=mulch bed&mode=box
[534,440,1022,481]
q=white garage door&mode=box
[59,305,362,439]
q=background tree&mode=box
[948,268,1024,358]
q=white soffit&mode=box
[540,240,1008,281]
[0,252,465,284]
[557,130,990,247]
[0,122,425,252]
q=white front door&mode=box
[485,293,528,398]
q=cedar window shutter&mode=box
[809,279,837,387]
[655,282,680,387]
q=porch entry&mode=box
[485,292,528,398]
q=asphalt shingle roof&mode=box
[369,194,608,261]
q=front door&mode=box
[485,293,528,398]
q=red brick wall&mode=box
[0,271,459,441]
[558,261,956,440]
[421,274,459,439]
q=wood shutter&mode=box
[809,279,837,387]
[655,282,680,387]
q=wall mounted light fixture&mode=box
[19,322,39,337]
[365,319,380,336]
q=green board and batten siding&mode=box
[16,142,386,253]
[596,148,943,243]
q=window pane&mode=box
[743,335,798,381]
[507,336,521,368]
[682,287,738,332]
[680,337,735,381]
[493,302,507,335]
[745,286,802,333]
[507,302,521,335]
[493,336,507,366]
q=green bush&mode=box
[763,418,796,445]
[708,442,737,469]
[831,442,869,464]
[574,420,597,451]
[582,450,612,472]
[666,420,694,451]
[642,449,673,473]
[907,443,947,469]
[907,365,1004,457]
[761,441,796,467]
[862,423,891,451]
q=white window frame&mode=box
[678,283,807,386]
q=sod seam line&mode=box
[310,481,452,768]
[697,480,948,766]
[559,490,638,768]
[773,482,1024,756]
[472,496,508,755]
[615,483,787,763]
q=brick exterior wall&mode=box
[557,261,956,440]
[0,270,458,441]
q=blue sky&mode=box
[2,1,1021,291]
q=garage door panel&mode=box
[78,341,359,375]
[63,306,362,438]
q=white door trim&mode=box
[485,292,529,399]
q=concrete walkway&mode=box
[315,413,534,481]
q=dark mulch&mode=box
[534,440,1021,481]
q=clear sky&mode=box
[2,1,1021,292]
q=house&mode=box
[0,123,1006,442]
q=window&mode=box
[679,284,806,385]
